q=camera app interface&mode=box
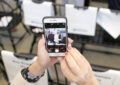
[45,23,67,53]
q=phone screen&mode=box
[44,22,67,54]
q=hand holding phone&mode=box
[43,17,68,57]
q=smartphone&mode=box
[43,17,68,57]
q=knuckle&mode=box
[72,78,77,83]
[61,65,66,70]
[70,65,76,69]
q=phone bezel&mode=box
[43,17,68,57]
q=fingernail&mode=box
[65,52,68,55]
[58,58,64,61]
[41,34,44,39]
[68,46,72,50]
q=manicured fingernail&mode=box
[65,52,68,55]
[58,58,64,61]
[68,46,72,50]
[41,34,44,39]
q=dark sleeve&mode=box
[108,0,120,10]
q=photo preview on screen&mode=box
[45,23,67,53]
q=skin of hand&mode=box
[29,35,73,76]
[60,47,100,85]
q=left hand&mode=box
[29,35,73,76]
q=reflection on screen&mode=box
[45,23,67,53]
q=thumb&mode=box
[38,34,46,47]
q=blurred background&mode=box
[0,0,120,85]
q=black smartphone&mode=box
[43,17,68,57]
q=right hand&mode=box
[60,47,99,85]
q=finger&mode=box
[38,34,45,47]
[49,58,58,66]
[65,52,80,75]
[68,38,73,47]
[67,47,85,68]
[73,48,91,67]
[57,57,64,61]
[75,48,87,58]
[73,48,88,62]
[60,59,76,82]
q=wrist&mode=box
[77,76,99,85]
[85,76,99,85]
[86,76,99,85]
[21,68,41,83]
[29,59,45,76]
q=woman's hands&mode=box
[29,35,73,76]
[29,34,99,85]
[29,35,57,76]
[60,47,99,85]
